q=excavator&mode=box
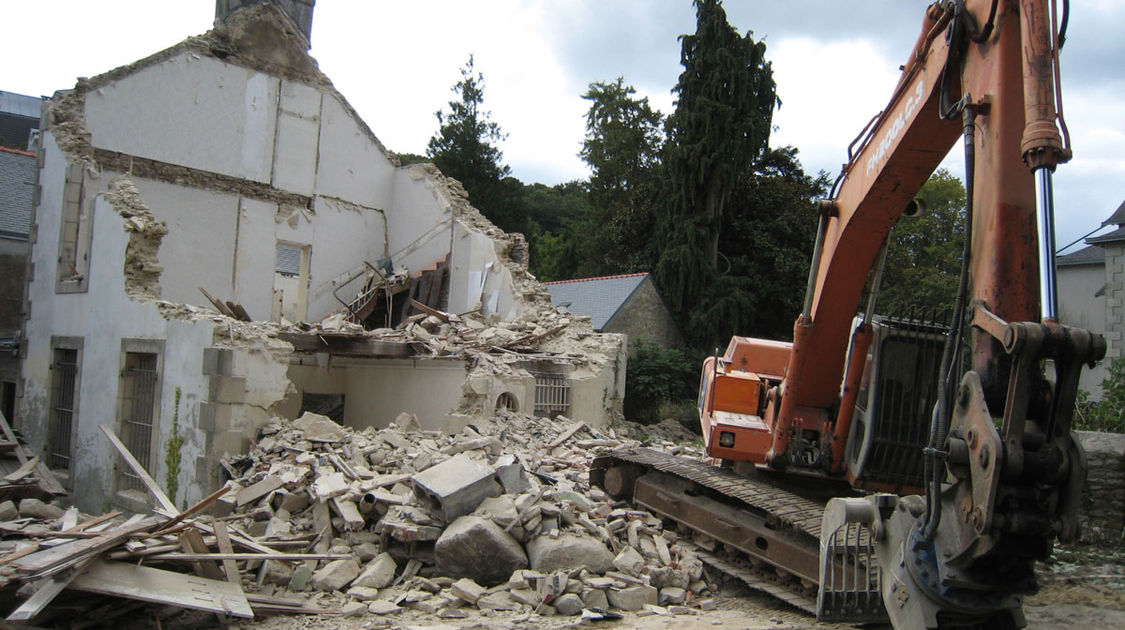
[591,1,1103,627]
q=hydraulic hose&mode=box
[923,103,976,541]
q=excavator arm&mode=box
[806,1,1105,627]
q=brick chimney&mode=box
[215,0,315,48]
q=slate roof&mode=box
[1100,198,1125,228]
[544,273,649,330]
[0,146,36,239]
[1057,244,1104,267]
[1087,226,1125,246]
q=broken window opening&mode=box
[273,241,310,323]
[47,347,79,470]
[533,371,570,418]
[55,165,94,293]
[300,392,345,423]
[116,351,160,493]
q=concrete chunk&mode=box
[451,578,486,604]
[353,552,396,589]
[367,600,401,615]
[607,584,658,611]
[309,558,360,592]
[613,545,645,576]
[435,515,527,586]
[526,533,614,574]
[555,593,584,616]
[412,453,502,522]
[293,411,347,442]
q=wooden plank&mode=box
[0,542,40,564]
[235,476,282,507]
[150,483,233,536]
[6,557,94,622]
[60,511,121,534]
[180,527,224,580]
[3,456,40,483]
[11,516,163,578]
[99,425,176,513]
[199,287,236,318]
[0,412,27,465]
[547,420,587,449]
[70,559,254,619]
[212,521,241,585]
[146,552,349,562]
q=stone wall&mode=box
[1076,431,1125,544]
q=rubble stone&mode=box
[0,500,17,521]
[310,558,360,592]
[293,411,347,442]
[555,593,584,616]
[451,578,486,604]
[476,591,518,611]
[18,498,64,520]
[367,600,402,615]
[659,586,687,605]
[612,545,645,576]
[346,586,380,601]
[582,587,610,610]
[353,552,397,589]
[435,515,527,586]
[526,533,614,574]
[607,584,658,611]
[340,601,366,616]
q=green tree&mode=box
[876,169,966,317]
[580,78,666,274]
[657,0,778,319]
[427,56,529,234]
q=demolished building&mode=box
[16,1,625,514]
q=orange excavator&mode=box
[593,1,1103,627]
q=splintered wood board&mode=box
[70,559,253,619]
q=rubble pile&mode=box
[0,411,715,625]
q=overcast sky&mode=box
[5,1,1123,250]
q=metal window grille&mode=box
[533,372,570,417]
[47,348,78,470]
[119,352,158,492]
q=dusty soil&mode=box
[237,543,1125,630]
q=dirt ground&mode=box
[238,543,1125,630]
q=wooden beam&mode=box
[70,559,254,619]
[180,527,224,580]
[212,521,241,585]
[145,552,350,562]
[99,425,176,513]
[6,557,95,622]
[150,483,232,536]
[276,333,411,358]
[11,516,163,578]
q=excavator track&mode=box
[590,447,850,616]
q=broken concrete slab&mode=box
[353,552,396,589]
[434,515,527,586]
[607,584,658,611]
[293,411,347,442]
[555,592,584,616]
[450,577,486,604]
[309,558,360,592]
[526,533,614,574]
[612,545,645,576]
[412,453,502,523]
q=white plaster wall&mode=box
[234,198,282,319]
[85,55,279,183]
[288,358,468,431]
[272,80,321,195]
[447,222,521,321]
[387,166,455,277]
[566,335,627,429]
[300,198,387,320]
[1059,263,1109,398]
[130,177,240,306]
[21,136,217,512]
[315,95,395,208]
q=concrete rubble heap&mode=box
[0,410,717,625]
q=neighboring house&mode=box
[545,273,682,350]
[1057,198,1125,399]
[0,91,43,152]
[0,145,35,422]
[19,1,623,513]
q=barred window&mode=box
[533,372,570,418]
[47,348,79,470]
[117,352,159,492]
